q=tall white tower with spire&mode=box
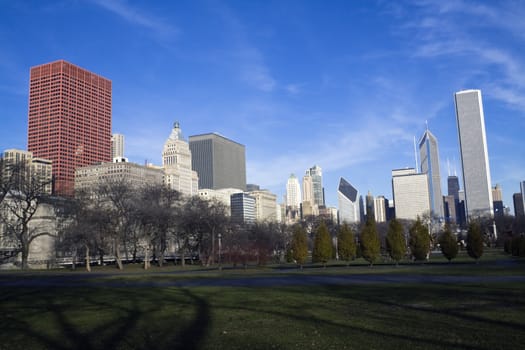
[162,121,199,196]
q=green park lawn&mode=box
[1,251,524,349]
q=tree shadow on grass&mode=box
[0,287,212,350]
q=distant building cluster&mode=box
[2,59,524,232]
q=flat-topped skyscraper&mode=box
[27,60,112,196]
[454,89,493,219]
[189,133,246,191]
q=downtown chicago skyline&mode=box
[0,1,524,211]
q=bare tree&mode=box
[136,185,181,269]
[0,163,53,269]
[178,196,229,267]
[96,179,137,270]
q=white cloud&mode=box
[91,0,178,41]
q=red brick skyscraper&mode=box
[27,60,112,196]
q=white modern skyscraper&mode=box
[286,174,301,208]
[111,133,125,159]
[392,168,430,220]
[419,128,444,219]
[162,122,199,196]
[338,177,360,224]
[454,89,493,219]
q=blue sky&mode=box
[1,0,524,211]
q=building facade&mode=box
[419,129,444,219]
[27,60,112,196]
[230,192,256,224]
[306,165,324,207]
[162,122,199,196]
[454,89,493,219]
[392,168,430,221]
[198,188,243,215]
[492,184,504,217]
[112,134,125,159]
[337,177,360,224]
[75,161,164,191]
[513,193,524,218]
[189,133,246,191]
[286,174,301,209]
[374,195,387,223]
[249,190,278,222]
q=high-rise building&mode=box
[302,173,314,204]
[2,149,53,194]
[392,168,430,220]
[448,175,460,199]
[230,192,256,224]
[521,181,525,215]
[189,133,246,191]
[27,60,112,196]
[443,195,457,223]
[306,165,324,207]
[112,134,125,159]
[286,174,301,209]
[492,184,504,217]
[454,89,493,219]
[162,122,199,196]
[419,128,444,218]
[374,195,387,223]
[365,191,375,220]
[337,177,360,224]
[513,193,524,218]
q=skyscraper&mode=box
[513,193,524,218]
[27,60,112,196]
[454,89,493,219]
[521,181,525,215]
[448,175,460,199]
[492,184,504,217]
[286,174,301,209]
[162,122,199,196]
[374,195,387,223]
[419,128,444,218]
[337,177,360,224]
[112,133,124,159]
[306,165,324,207]
[189,133,246,191]
[392,168,430,220]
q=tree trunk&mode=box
[115,239,123,270]
[144,245,150,270]
[158,246,165,268]
[85,245,91,272]
[21,245,29,270]
[181,248,186,267]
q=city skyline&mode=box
[1,1,524,209]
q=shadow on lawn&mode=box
[211,284,525,350]
[0,288,211,350]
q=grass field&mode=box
[1,251,524,350]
